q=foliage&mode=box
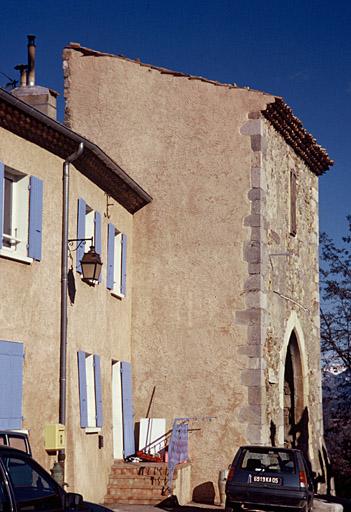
[323,369,351,497]
[320,215,351,370]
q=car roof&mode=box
[0,431,28,436]
[239,445,301,453]
[0,445,31,457]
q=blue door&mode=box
[120,361,135,458]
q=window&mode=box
[76,198,101,279]
[290,169,297,236]
[0,162,43,262]
[3,454,62,511]
[0,468,11,512]
[107,223,127,296]
[77,351,103,430]
[240,448,296,474]
[0,341,24,429]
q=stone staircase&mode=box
[104,461,170,506]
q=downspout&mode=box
[58,142,84,477]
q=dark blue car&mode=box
[0,446,112,511]
[225,445,314,512]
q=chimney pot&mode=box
[14,64,28,87]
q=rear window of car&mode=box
[8,436,27,452]
[240,449,296,474]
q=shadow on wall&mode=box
[192,482,215,504]
[270,420,277,447]
[289,406,334,494]
[290,406,309,456]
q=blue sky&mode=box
[1,0,349,243]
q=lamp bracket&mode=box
[104,194,114,219]
[68,237,93,252]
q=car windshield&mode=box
[240,449,296,474]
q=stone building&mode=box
[63,43,333,501]
[0,62,151,503]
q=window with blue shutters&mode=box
[107,223,127,297]
[0,341,24,429]
[76,198,102,281]
[0,162,43,262]
[78,351,103,429]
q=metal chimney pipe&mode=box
[27,34,36,86]
[14,64,28,87]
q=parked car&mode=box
[225,445,314,512]
[0,446,112,511]
[0,431,32,455]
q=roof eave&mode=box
[0,88,152,213]
[262,98,333,176]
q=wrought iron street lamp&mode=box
[80,245,102,284]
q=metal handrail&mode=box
[139,428,173,454]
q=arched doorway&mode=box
[283,330,304,448]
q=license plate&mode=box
[250,475,282,485]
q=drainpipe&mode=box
[58,143,84,479]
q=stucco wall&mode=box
[0,127,134,501]
[64,48,281,501]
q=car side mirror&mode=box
[65,492,83,510]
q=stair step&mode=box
[106,487,165,498]
[105,497,163,505]
[105,461,175,505]
[110,466,168,476]
[108,479,165,489]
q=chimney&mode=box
[11,35,58,119]
[27,34,36,86]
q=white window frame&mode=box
[1,167,31,263]
[85,354,97,429]
[84,204,95,253]
[111,230,124,298]
[114,231,122,293]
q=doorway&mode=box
[283,331,304,448]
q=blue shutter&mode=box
[0,341,24,429]
[121,234,127,296]
[77,351,88,428]
[28,176,43,261]
[0,163,4,250]
[94,354,103,427]
[94,211,102,284]
[120,361,135,458]
[106,223,115,290]
[76,198,86,273]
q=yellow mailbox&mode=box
[44,424,65,451]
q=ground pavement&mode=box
[110,497,345,512]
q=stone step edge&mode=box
[110,472,168,478]
[104,498,163,505]
[108,482,165,489]
[110,468,167,477]
[112,463,168,469]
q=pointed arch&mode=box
[277,311,310,446]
